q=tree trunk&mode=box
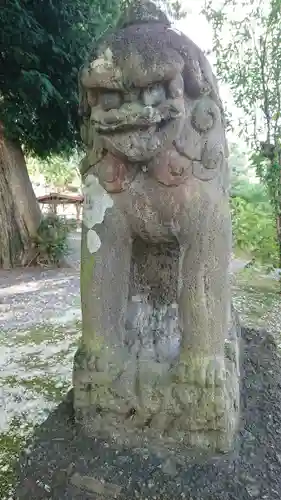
[0,136,41,269]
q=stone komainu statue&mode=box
[73,0,240,460]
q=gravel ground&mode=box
[15,327,281,500]
[0,267,80,332]
[0,267,81,499]
[0,256,280,499]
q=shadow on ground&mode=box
[14,327,281,500]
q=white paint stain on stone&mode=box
[82,174,113,253]
[87,229,101,254]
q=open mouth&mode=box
[95,116,173,135]
[92,97,183,136]
[89,97,184,163]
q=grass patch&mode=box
[0,418,33,500]
[0,320,81,497]
[234,266,279,291]
[7,321,81,347]
[3,375,71,403]
[233,267,279,328]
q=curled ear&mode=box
[191,96,221,133]
[192,97,226,182]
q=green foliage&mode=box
[28,153,81,188]
[31,215,75,266]
[230,147,278,266]
[228,141,257,197]
[228,142,249,181]
[231,171,270,205]
[231,195,278,266]
[203,0,281,266]
[229,141,278,265]
[203,0,281,147]
[0,0,121,157]
[202,0,281,148]
[231,179,269,204]
[251,149,281,215]
[0,0,185,159]
[42,155,80,187]
[158,0,186,19]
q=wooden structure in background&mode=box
[37,192,83,221]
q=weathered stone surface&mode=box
[73,0,240,460]
[70,473,122,497]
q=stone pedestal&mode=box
[73,294,240,461]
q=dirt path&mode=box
[0,267,80,331]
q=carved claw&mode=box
[175,355,227,388]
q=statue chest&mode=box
[111,174,202,242]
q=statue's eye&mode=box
[99,91,122,111]
[87,90,97,107]
[142,84,166,106]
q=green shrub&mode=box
[32,215,75,266]
[231,195,278,267]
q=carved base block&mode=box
[73,333,240,463]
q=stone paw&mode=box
[170,354,239,444]
[175,355,227,388]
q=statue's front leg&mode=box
[73,197,134,428]
[174,215,240,452]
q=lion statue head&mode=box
[79,0,228,192]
